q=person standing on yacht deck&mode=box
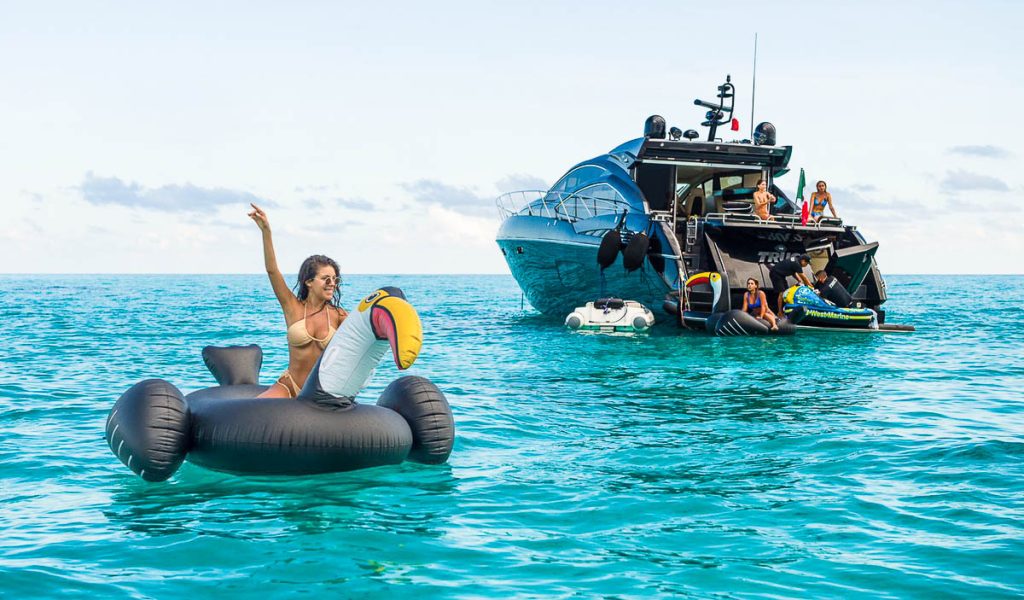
[769,254,812,314]
[753,179,776,221]
[809,181,838,222]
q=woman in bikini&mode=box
[248,203,348,398]
[809,180,838,223]
[752,179,776,221]
[741,277,778,331]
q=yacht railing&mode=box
[496,190,633,223]
[703,212,847,229]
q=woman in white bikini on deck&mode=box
[248,203,348,398]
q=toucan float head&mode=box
[358,287,422,369]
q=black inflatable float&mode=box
[105,287,455,481]
[677,272,795,336]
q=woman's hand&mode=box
[248,203,271,233]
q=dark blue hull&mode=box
[497,215,679,316]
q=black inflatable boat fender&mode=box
[105,379,190,482]
[377,376,455,465]
[597,229,620,269]
[622,232,650,272]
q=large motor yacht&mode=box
[495,76,888,324]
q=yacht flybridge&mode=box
[496,75,889,326]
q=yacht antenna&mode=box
[694,75,735,141]
[750,33,758,140]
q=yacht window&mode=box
[555,183,626,219]
[743,172,763,187]
[579,183,623,202]
[701,179,714,198]
[548,166,606,195]
[719,175,743,190]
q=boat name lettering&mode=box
[758,232,804,242]
[758,251,804,263]
[805,309,869,321]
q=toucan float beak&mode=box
[371,296,422,369]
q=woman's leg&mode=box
[257,371,299,398]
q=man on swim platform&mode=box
[769,254,813,314]
[814,270,856,308]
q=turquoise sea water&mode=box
[1,274,1022,598]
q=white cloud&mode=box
[948,145,1012,159]
[79,172,276,213]
[495,173,549,193]
[940,170,1011,192]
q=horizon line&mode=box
[1,272,1022,276]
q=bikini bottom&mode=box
[274,370,302,398]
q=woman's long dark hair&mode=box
[293,254,342,306]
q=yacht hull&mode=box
[497,217,678,316]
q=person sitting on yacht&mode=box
[809,180,838,223]
[742,278,779,331]
[770,254,813,314]
[753,179,776,221]
[813,270,855,308]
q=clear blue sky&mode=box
[3,1,1021,274]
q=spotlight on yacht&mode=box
[669,127,682,140]
[683,129,700,140]
[644,115,667,139]
[753,122,777,146]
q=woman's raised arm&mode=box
[248,203,295,310]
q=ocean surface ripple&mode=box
[1,274,1022,598]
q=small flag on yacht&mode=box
[731,118,740,131]
[783,167,806,210]
[796,168,809,223]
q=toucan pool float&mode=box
[782,285,878,329]
[679,272,795,336]
[565,298,654,333]
[104,287,455,481]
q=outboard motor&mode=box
[753,122,777,146]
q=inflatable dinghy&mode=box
[565,298,654,333]
[105,287,455,481]
[782,285,878,329]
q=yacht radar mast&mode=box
[694,75,736,141]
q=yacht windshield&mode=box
[547,166,606,198]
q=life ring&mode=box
[105,287,455,481]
